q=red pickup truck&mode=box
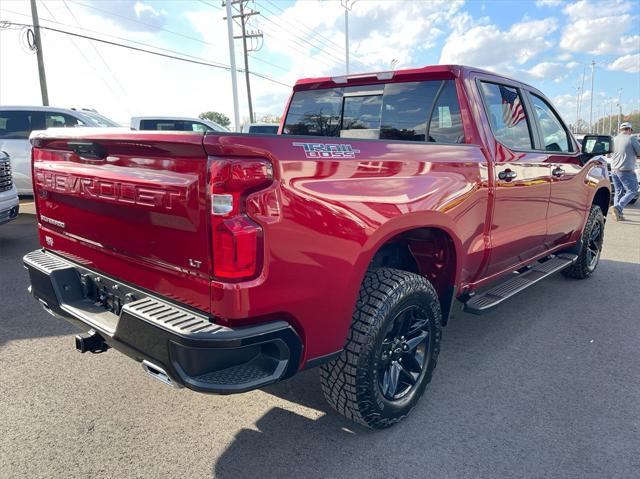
[24,65,612,429]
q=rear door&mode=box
[0,110,36,194]
[31,131,212,312]
[476,79,552,277]
[525,91,588,247]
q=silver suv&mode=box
[0,151,19,225]
[0,106,120,195]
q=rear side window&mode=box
[480,82,533,150]
[140,119,173,130]
[530,94,572,152]
[248,125,279,134]
[283,88,343,137]
[283,80,464,143]
[0,111,34,139]
[428,81,465,143]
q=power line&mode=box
[255,7,342,66]
[258,21,338,69]
[258,0,375,69]
[0,20,291,88]
[1,8,235,66]
[260,29,336,69]
[60,0,129,99]
[258,1,347,59]
[197,0,221,9]
[69,0,219,48]
[38,0,126,107]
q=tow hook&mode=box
[75,329,109,353]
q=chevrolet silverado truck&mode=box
[24,65,612,429]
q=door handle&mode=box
[552,167,565,178]
[498,169,517,181]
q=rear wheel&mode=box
[562,205,605,279]
[320,268,442,429]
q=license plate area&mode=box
[57,267,148,335]
[82,275,128,316]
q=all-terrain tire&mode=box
[320,268,442,429]
[562,205,605,279]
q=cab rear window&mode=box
[283,80,464,144]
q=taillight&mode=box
[209,158,274,281]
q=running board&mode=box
[463,253,578,315]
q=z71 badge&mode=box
[292,142,360,159]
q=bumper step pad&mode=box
[463,253,578,315]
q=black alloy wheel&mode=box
[378,305,431,401]
[586,218,603,270]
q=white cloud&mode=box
[607,54,640,73]
[560,0,639,54]
[536,0,563,6]
[439,17,558,72]
[526,61,580,82]
[134,2,163,19]
[528,62,564,78]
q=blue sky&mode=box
[0,0,638,127]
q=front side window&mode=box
[480,82,533,150]
[188,122,209,133]
[530,94,572,152]
[45,113,82,128]
[283,80,464,143]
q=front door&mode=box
[526,92,588,248]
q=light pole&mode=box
[341,0,358,75]
[616,88,623,130]
[609,97,613,135]
[576,63,587,132]
[225,0,240,131]
[589,60,595,132]
[575,85,581,133]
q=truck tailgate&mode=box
[31,130,212,312]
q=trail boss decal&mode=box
[292,142,361,159]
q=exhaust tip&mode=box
[142,360,180,388]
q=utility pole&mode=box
[224,0,240,131]
[29,0,49,105]
[608,98,613,135]
[589,60,595,132]
[224,1,262,124]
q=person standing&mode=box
[610,122,640,221]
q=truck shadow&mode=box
[0,215,77,349]
[212,257,640,479]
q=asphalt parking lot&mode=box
[1,206,639,479]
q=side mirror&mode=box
[579,135,612,165]
[581,135,612,156]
